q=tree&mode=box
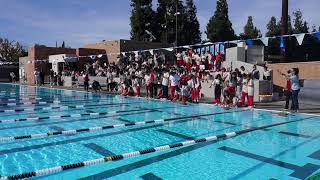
[312,25,317,33]
[184,0,201,44]
[0,37,26,62]
[206,0,236,42]
[130,0,157,42]
[61,41,65,48]
[287,15,293,35]
[292,9,309,34]
[240,16,261,39]
[156,0,188,46]
[266,16,280,37]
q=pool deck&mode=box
[19,83,320,115]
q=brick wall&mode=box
[84,40,121,63]
[26,45,76,84]
[76,48,106,56]
[267,61,320,88]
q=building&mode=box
[20,45,106,84]
[19,40,167,85]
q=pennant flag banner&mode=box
[203,42,213,46]
[134,51,139,56]
[294,34,305,45]
[260,37,269,46]
[228,40,239,44]
[219,43,225,54]
[164,48,174,51]
[280,37,285,49]
[150,49,154,55]
[89,55,96,60]
[245,39,254,46]
[97,54,103,58]
[214,44,220,55]
[314,32,320,41]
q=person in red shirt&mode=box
[187,48,193,57]
[215,52,222,71]
[149,70,156,98]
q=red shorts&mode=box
[135,87,140,96]
[228,87,236,96]
[177,59,184,67]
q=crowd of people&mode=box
[75,50,275,109]
[28,48,300,112]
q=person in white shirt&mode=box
[176,52,183,67]
[132,75,140,96]
[191,74,201,103]
[241,74,249,107]
[263,66,272,81]
[169,71,180,100]
[106,70,114,92]
[144,72,151,98]
[280,68,300,112]
[162,70,170,98]
[247,73,254,108]
[210,74,222,104]
[240,66,247,76]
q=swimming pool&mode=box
[0,83,319,180]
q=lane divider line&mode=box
[0,110,245,142]
[0,96,113,104]
[0,110,156,131]
[0,108,147,124]
[1,116,316,180]
[0,98,121,107]
[0,102,130,113]
[0,97,42,101]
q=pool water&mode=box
[0,83,319,180]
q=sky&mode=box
[0,0,319,48]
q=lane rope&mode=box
[1,116,316,180]
[0,102,130,114]
[0,98,119,107]
[0,110,246,142]
[0,108,149,124]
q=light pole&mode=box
[280,0,289,62]
[174,1,180,47]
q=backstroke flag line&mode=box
[294,34,305,45]
[260,37,269,46]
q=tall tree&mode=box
[311,25,317,33]
[61,41,65,48]
[130,0,157,42]
[156,0,187,46]
[292,9,309,34]
[206,0,236,42]
[0,37,26,62]
[266,16,280,37]
[287,15,293,35]
[240,16,261,39]
[184,0,201,44]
